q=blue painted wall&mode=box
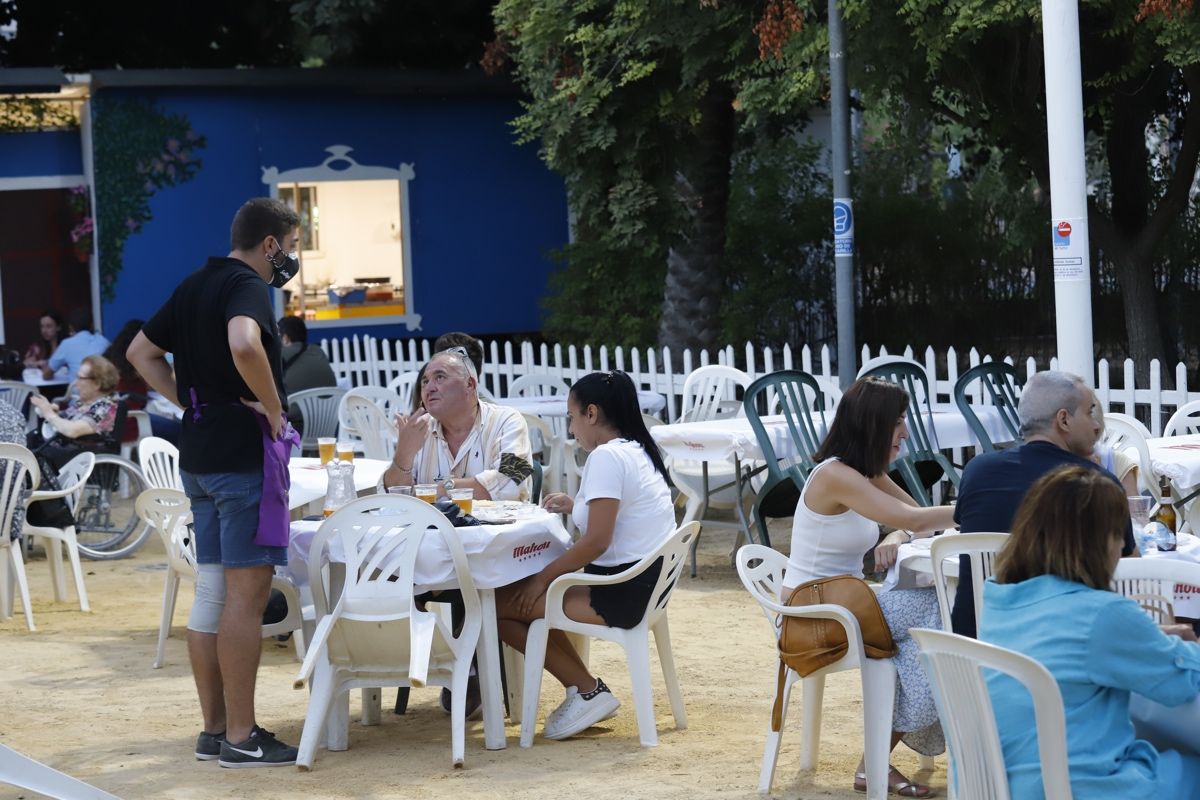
[98,88,568,342]
[0,130,82,178]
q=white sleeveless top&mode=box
[782,458,881,595]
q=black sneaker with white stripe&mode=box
[194,730,225,761]
[217,726,297,768]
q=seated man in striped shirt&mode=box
[381,346,532,501]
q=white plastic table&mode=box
[288,506,570,752]
[497,390,665,418]
[288,457,390,511]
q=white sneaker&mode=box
[542,678,620,740]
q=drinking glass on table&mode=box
[449,488,473,515]
[336,442,355,463]
[1129,496,1153,527]
[414,483,437,503]
[318,437,336,466]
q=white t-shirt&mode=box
[572,438,675,567]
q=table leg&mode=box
[731,455,755,548]
[477,589,507,750]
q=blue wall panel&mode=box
[100,89,568,343]
[0,130,83,178]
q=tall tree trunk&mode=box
[658,83,736,356]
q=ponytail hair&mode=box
[570,370,669,482]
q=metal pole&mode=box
[1041,0,1095,384]
[829,0,856,389]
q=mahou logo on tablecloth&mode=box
[513,541,552,561]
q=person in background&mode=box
[1093,413,1141,497]
[44,308,109,382]
[278,316,336,396]
[24,310,64,370]
[0,400,28,541]
[28,354,120,470]
[980,466,1200,799]
[433,332,484,379]
[105,320,181,445]
[782,377,951,797]
[952,371,1138,638]
[496,370,675,741]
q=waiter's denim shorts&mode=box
[181,470,287,568]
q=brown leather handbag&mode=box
[772,575,897,731]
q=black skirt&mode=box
[585,557,666,629]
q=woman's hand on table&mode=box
[541,492,574,515]
[1161,623,1199,643]
[513,573,550,617]
[873,531,910,572]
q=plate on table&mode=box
[473,500,537,524]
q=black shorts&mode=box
[585,557,666,629]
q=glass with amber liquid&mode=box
[414,483,437,504]
[318,437,336,466]
[336,443,355,463]
[449,488,474,515]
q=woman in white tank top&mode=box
[785,377,956,798]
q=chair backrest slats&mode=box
[742,370,828,484]
[954,363,1024,452]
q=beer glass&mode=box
[318,437,336,466]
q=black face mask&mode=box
[267,242,299,289]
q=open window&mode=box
[262,146,420,330]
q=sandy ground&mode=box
[0,516,946,800]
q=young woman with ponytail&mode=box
[495,370,675,741]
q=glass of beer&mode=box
[336,442,355,463]
[449,488,474,515]
[414,483,437,503]
[318,437,336,466]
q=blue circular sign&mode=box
[833,200,853,236]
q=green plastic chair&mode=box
[859,361,960,506]
[741,370,833,548]
[952,362,1023,452]
[530,458,544,505]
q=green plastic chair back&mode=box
[741,370,831,546]
[953,362,1023,452]
[530,458,543,505]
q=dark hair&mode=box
[434,332,484,375]
[103,319,145,380]
[814,377,910,477]
[67,307,93,335]
[995,466,1127,589]
[39,309,64,338]
[570,370,669,482]
[411,363,428,413]
[278,315,308,344]
[230,197,300,251]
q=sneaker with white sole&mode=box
[217,726,297,768]
[542,678,620,740]
[194,730,225,761]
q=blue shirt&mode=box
[47,330,110,382]
[981,575,1200,800]
[951,441,1135,637]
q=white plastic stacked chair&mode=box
[519,522,697,748]
[341,392,398,460]
[23,451,96,613]
[0,444,36,630]
[929,532,1011,633]
[337,385,406,453]
[736,543,898,799]
[135,488,307,669]
[385,370,421,412]
[294,494,483,768]
[1102,412,1162,503]
[0,380,36,430]
[1164,400,1200,438]
[522,412,566,497]
[912,628,1072,800]
[137,436,182,490]
[289,387,348,454]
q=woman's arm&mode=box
[31,396,96,439]
[812,462,956,533]
[869,472,921,509]
[513,497,617,617]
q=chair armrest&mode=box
[27,470,89,503]
[543,550,663,611]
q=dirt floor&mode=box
[0,516,947,800]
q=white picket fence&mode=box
[318,335,1198,435]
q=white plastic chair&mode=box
[930,532,1010,633]
[1111,557,1200,625]
[120,409,153,462]
[135,488,307,669]
[680,365,752,423]
[506,374,572,439]
[137,436,182,490]
[522,413,566,497]
[0,380,36,430]
[912,628,1072,800]
[294,494,482,769]
[519,522,697,748]
[289,387,348,453]
[342,392,398,460]
[385,371,421,412]
[1164,400,1200,438]
[24,451,95,613]
[1103,412,1161,503]
[0,742,120,800]
[736,544,896,798]
[337,386,406,443]
[0,444,36,630]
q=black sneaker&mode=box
[218,726,297,769]
[195,730,225,761]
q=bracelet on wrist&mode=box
[394,464,414,475]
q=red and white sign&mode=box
[1057,221,1072,237]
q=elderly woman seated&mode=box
[28,354,121,470]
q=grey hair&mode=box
[427,349,478,383]
[1017,371,1089,437]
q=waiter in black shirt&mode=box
[128,198,301,768]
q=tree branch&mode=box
[1138,65,1200,255]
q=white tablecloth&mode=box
[497,390,666,418]
[1149,435,1200,489]
[286,508,571,593]
[21,368,68,389]
[288,457,390,510]
[651,403,1014,464]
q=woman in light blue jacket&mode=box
[980,465,1200,799]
